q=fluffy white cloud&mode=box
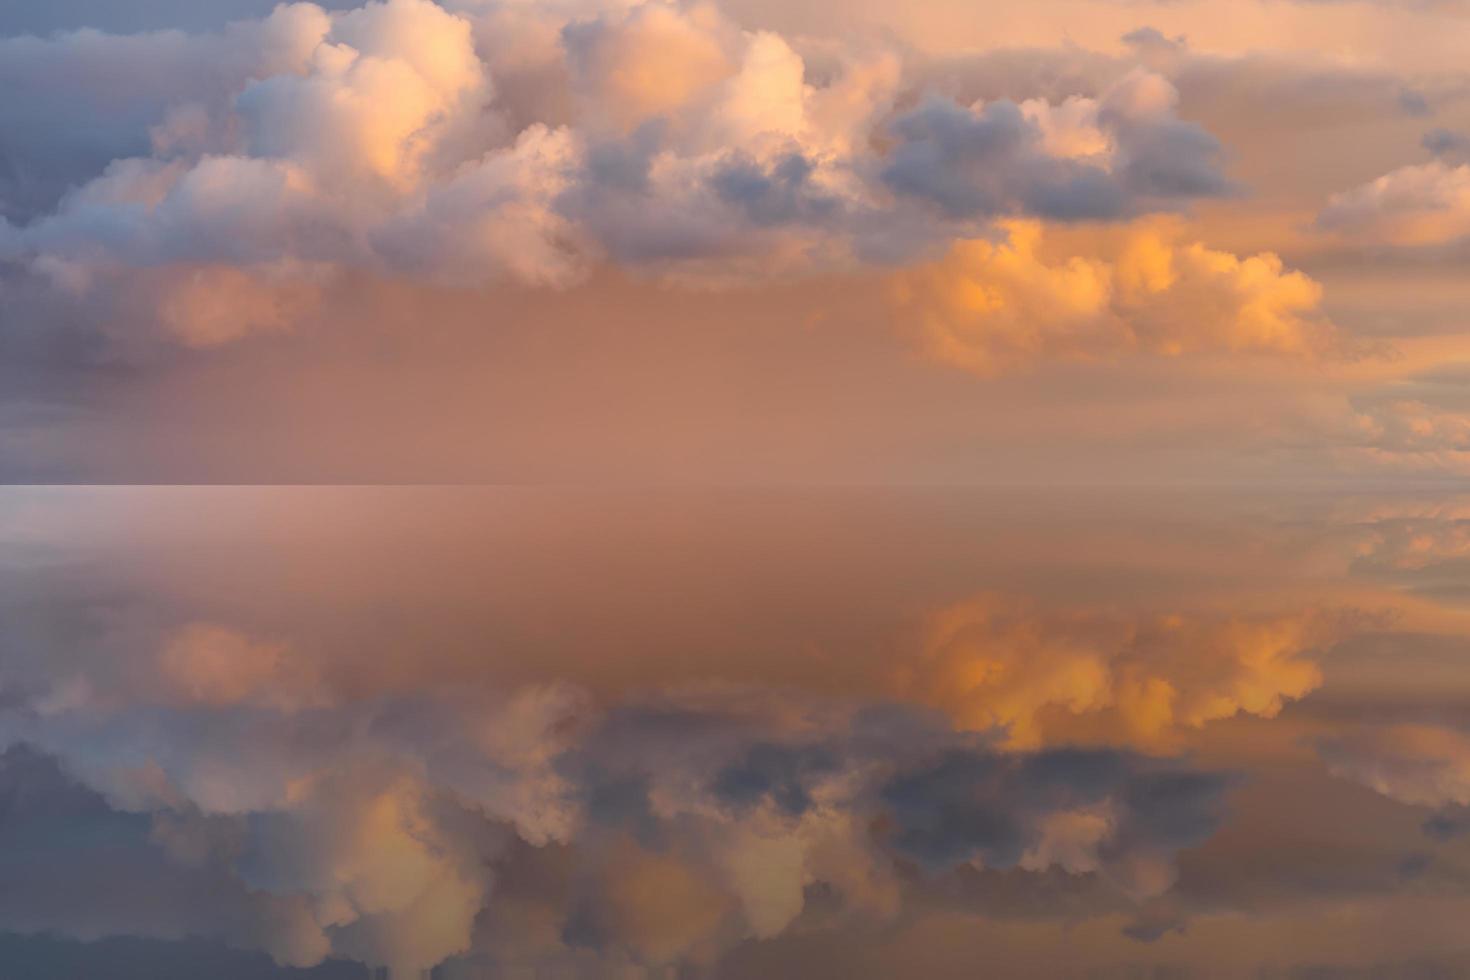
[0,0,1240,344]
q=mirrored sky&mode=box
[3,487,1470,978]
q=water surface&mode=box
[2,487,1468,978]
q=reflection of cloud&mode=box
[881,746,1227,898]
[157,623,331,711]
[905,597,1343,746]
[1357,402,1470,453]
[0,662,1233,977]
[0,744,332,968]
[239,771,488,976]
[891,220,1332,374]
[1327,498,1470,605]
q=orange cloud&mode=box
[565,1,737,130]
[891,219,1333,374]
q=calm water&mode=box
[3,487,1469,978]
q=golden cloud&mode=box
[891,219,1333,374]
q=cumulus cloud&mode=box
[236,0,486,188]
[880,68,1229,223]
[890,219,1333,374]
[1318,161,1470,247]
[0,3,334,222]
[0,0,1240,344]
[372,123,585,287]
[561,1,739,132]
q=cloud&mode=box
[1320,724,1470,809]
[1328,373,1470,473]
[237,0,486,188]
[0,0,1243,344]
[901,597,1343,748]
[0,3,333,222]
[236,772,489,976]
[0,630,1237,978]
[890,219,1333,374]
[0,744,332,968]
[155,623,331,711]
[880,68,1229,224]
[372,123,585,287]
[880,746,1229,898]
[1351,398,1470,454]
[150,263,326,348]
[1422,128,1470,161]
[562,1,739,131]
[1318,161,1470,247]
[1341,497,1470,589]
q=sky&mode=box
[1,0,1470,483]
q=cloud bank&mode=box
[0,0,1250,348]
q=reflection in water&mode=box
[2,488,1470,978]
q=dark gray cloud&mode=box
[879,85,1227,222]
[710,740,841,815]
